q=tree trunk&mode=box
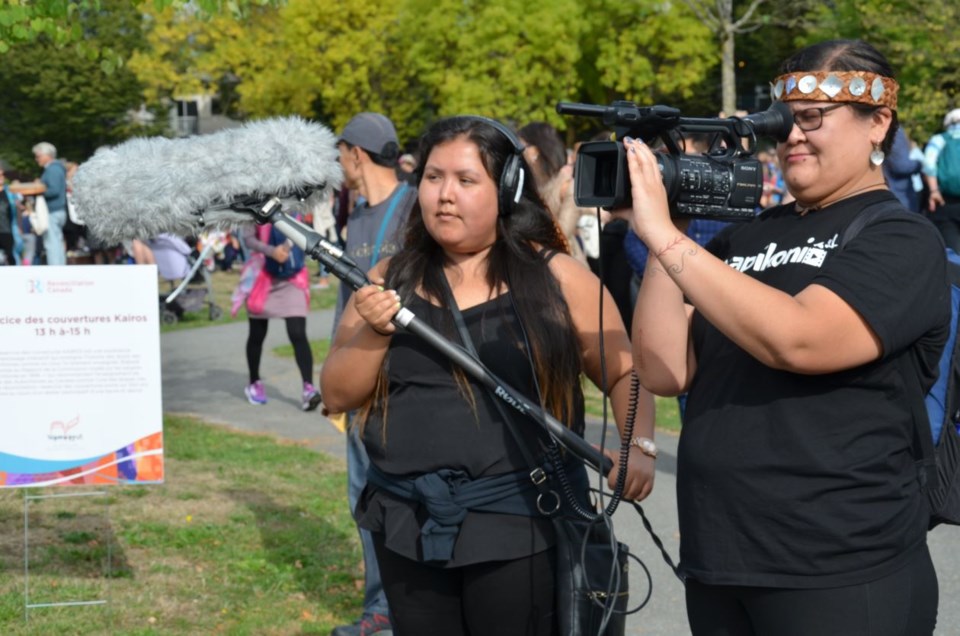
[721,28,736,116]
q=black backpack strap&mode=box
[436,275,556,507]
[838,199,903,249]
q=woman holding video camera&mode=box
[630,39,947,634]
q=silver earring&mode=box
[870,142,885,167]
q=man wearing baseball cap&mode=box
[327,112,416,636]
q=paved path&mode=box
[161,310,958,635]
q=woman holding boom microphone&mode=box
[320,116,655,635]
[629,39,946,635]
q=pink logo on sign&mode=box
[49,416,79,435]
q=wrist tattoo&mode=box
[667,246,699,274]
[655,235,687,257]
[646,264,667,277]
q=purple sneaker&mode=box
[245,380,267,405]
[359,614,392,636]
[302,382,322,412]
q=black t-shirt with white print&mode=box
[680,190,950,588]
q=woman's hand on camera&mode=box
[624,137,675,245]
[353,278,401,337]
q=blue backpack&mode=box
[263,223,305,280]
[936,135,960,198]
[917,247,960,527]
[843,205,960,528]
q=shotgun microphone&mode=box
[72,116,343,243]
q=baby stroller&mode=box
[152,234,224,325]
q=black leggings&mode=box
[685,544,938,636]
[245,317,313,383]
[371,532,557,636]
[0,232,13,265]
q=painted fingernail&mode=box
[377,285,384,292]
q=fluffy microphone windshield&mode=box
[73,116,343,243]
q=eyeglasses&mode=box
[792,103,847,132]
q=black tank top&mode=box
[357,291,587,566]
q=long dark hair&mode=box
[377,116,583,427]
[780,39,899,153]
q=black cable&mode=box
[633,501,685,583]
[507,252,651,629]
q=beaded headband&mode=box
[771,71,898,110]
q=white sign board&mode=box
[0,265,164,487]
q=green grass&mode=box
[273,339,330,362]
[583,380,682,432]
[159,270,340,333]
[0,416,359,635]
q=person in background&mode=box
[0,167,23,265]
[518,121,588,264]
[327,111,417,636]
[397,153,418,186]
[759,148,786,209]
[19,200,36,265]
[883,126,923,213]
[310,190,338,290]
[910,139,928,211]
[62,160,85,255]
[631,39,944,635]
[923,108,960,251]
[32,141,68,266]
[321,115,655,635]
[130,239,156,265]
[241,220,322,412]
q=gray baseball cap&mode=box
[339,112,399,157]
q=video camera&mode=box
[557,100,794,220]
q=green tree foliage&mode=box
[0,1,164,173]
[797,0,960,144]
[0,1,91,53]
[129,0,719,145]
[130,0,415,137]
[582,0,717,110]
[127,3,254,105]
[394,0,585,131]
[245,0,416,138]
[0,1,278,62]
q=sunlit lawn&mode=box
[0,416,360,635]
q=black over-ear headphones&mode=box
[465,116,526,216]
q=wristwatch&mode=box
[630,436,658,459]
